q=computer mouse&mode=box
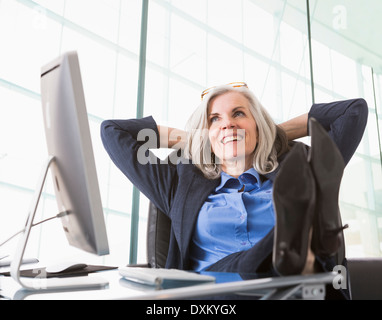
[45,262,88,274]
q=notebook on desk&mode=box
[119,266,216,289]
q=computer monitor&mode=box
[10,51,109,290]
[39,51,109,256]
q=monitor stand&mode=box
[10,156,109,291]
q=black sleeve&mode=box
[100,116,177,214]
[308,98,369,165]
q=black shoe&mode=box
[309,118,348,258]
[272,142,316,276]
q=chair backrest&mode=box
[146,201,171,268]
[347,257,382,300]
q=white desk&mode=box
[0,267,336,300]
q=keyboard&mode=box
[119,266,215,288]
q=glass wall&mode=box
[0,0,381,267]
[308,0,382,257]
[0,0,142,266]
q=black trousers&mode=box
[205,227,275,274]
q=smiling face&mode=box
[207,91,258,174]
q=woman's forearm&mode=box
[157,125,187,149]
[158,113,309,150]
[279,113,308,141]
[157,113,309,149]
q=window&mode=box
[1,0,381,267]
[0,0,141,266]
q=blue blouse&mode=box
[190,168,275,271]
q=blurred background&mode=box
[0,0,381,266]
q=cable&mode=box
[0,230,24,248]
[0,211,68,248]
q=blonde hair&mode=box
[184,85,289,179]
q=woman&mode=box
[101,83,368,281]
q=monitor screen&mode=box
[40,51,109,256]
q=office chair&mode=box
[346,258,382,300]
[145,201,171,268]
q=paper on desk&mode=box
[119,267,216,288]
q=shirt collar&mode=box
[216,167,263,192]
